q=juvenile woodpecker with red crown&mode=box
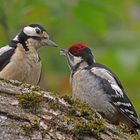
[61,43,140,133]
[0,24,57,85]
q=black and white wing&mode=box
[0,45,15,71]
[90,63,140,128]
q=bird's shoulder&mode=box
[85,63,124,90]
[0,45,16,71]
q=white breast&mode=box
[72,69,116,118]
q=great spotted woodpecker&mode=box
[61,43,140,132]
[0,24,57,85]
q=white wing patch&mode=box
[91,67,117,84]
[124,109,134,114]
[0,46,13,56]
[113,101,131,107]
[13,35,19,41]
[91,67,124,97]
[111,84,124,97]
[91,67,140,127]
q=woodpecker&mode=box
[0,24,57,85]
[61,43,140,132]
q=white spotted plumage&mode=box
[91,67,124,97]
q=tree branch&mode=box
[0,79,139,140]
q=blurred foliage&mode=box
[0,0,140,115]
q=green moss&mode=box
[73,101,94,119]
[117,124,140,139]
[61,95,74,105]
[48,98,60,110]
[62,100,105,138]
[0,79,21,86]
[60,96,105,138]
[21,124,32,135]
[118,124,132,134]
[131,134,140,140]
[21,123,39,135]
[48,98,66,112]
[0,79,34,89]
[21,116,40,135]
[69,107,77,116]
[80,107,93,119]
[31,86,42,92]
[74,121,94,136]
[62,96,94,119]
[17,92,43,112]
[63,115,72,122]
[74,118,105,138]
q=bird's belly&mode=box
[25,61,41,85]
[0,60,41,85]
[72,70,116,119]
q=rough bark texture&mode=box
[0,79,139,140]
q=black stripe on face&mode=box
[16,31,41,51]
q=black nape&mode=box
[80,48,94,66]
[12,31,29,51]
[9,40,19,48]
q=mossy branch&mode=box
[0,79,139,140]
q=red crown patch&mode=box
[68,43,88,54]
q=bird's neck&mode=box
[10,32,30,51]
[10,38,41,52]
[10,40,29,51]
[72,61,92,72]
[26,38,41,50]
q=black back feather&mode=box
[0,48,15,71]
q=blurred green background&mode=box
[0,0,140,116]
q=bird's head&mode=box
[11,24,57,51]
[61,43,95,71]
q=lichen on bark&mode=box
[0,79,139,140]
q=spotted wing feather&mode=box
[89,63,140,128]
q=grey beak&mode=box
[60,49,68,56]
[46,39,58,47]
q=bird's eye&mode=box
[35,28,42,34]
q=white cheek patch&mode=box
[73,56,82,65]
[23,26,37,36]
[66,52,83,69]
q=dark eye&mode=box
[35,28,41,34]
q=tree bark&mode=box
[0,79,139,140]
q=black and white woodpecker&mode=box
[0,24,57,85]
[61,43,140,132]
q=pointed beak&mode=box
[41,31,57,47]
[60,49,68,56]
[42,37,58,47]
[46,39,58,47]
